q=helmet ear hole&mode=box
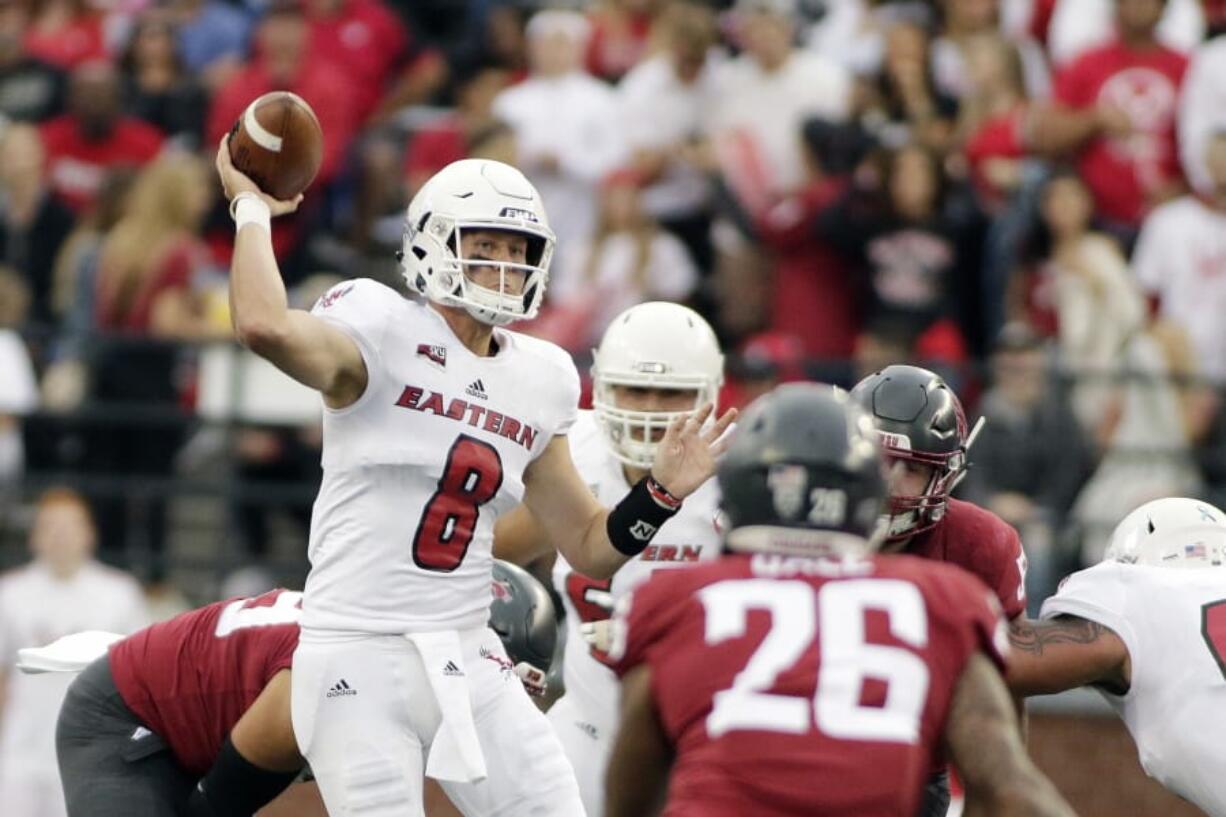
[411,246,427,261]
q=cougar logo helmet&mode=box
[850,365,969,540]
[488,560,558,671]
[1104,498,1226,568]
[400,159,555,326]
[718,383,886,558]
[591,302,724,469]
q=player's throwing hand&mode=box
[214,135,303,216]
[651,403,737,500]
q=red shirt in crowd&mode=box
[108,589,300,777]
[403,114,468,187]
[756,179,859,360]
[307,0,407,123]
[39,115,163,213]
[904,497,1028,621]
[1054,40,1187,226]
[95,237,211,332]
[207,59,356,186]
[612,552,1007,817]
[964,104,1028,209]
[23,13,108,70]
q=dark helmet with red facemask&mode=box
[850,365,971,540]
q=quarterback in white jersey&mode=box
[1007,497,1226,817]
[497,301,725,817]
[216,140,735,817]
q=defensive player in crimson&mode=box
[52,561,559,817]
[495,301,726,817]
[215,139,735,817]
[604,383,1075,817]
[1007,497,1226,817]
[850,364,1030,815]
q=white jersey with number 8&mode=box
[1042,561,1226,817]
[303,278,579,635]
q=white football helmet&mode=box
[591,302,724,469]
[400,159,555,326]
[1104,497,1226,568]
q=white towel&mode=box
[405,630,488,784]
[17,631,124,674]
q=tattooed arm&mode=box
[1005,615,1130,697]
[947,653,1078,817]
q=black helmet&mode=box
[489,560,558,671]
[849,365,969,539]
[718,383,886,557]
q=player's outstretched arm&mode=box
[215,137,367,409]
[605,665,671,817]
[186,669,302,817]
[1005,615,1129,698]
[947,653,1078,817]
[522,405,737,579]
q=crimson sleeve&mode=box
[1053,57,1088,108]
[608,573,678,679]
[991,524,1028,621]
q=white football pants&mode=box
[292,627,585,817]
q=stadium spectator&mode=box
[546,170,699,353]
[0,123,75,327]
[120,8,208,148]
[819,142,977,364]
[1012,169,1145,434]
[804,0,936,78]
[20,0,110,72]
[493,9,626,261]
[1178,32,1226,196]
[0,487,147,817]
[0,0,64,122]
[930,0,1051,103]
[859,20,958,154]
[1039,0,1188,236]
[0,268,36,512]
[1133,131,1226,386]
[1069,320,1210,563]
[616,1,720,269]
[304,0,407,126]
[754,119,861,362]
[169,0,252,92]
[707,0,852,213]
[960,33,1033,209]
[39,60,163,214]
[584,0,661,82]
[1046,0,1204,67]
[961,322,1091,609]
[402,61,511,199]
[86,154,223,582]
[718,330,807,410]
[207,0,355,188]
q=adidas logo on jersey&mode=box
[442,660,465,677]
[466,379,488,400]
[326,679,357,698]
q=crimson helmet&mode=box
[850,365,969,540]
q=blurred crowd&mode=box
[1,0,1226,608]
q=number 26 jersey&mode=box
[610,553,1008,817]
[304,279,579,634]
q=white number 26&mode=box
[698,579,930,743]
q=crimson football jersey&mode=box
[905,498,1027,620]
[108,590,301,776]
[611,553,1007,817]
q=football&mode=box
[227,91,323,201]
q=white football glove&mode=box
[579,620,613,654]
[514,662,548,697]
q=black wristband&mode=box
[607,476,682,556]
[185,736,301,817]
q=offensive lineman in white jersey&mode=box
[214,141,736,817]
[1007,497,1226,817]
[496,301,725,817]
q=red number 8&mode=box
[413,435,504,572]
